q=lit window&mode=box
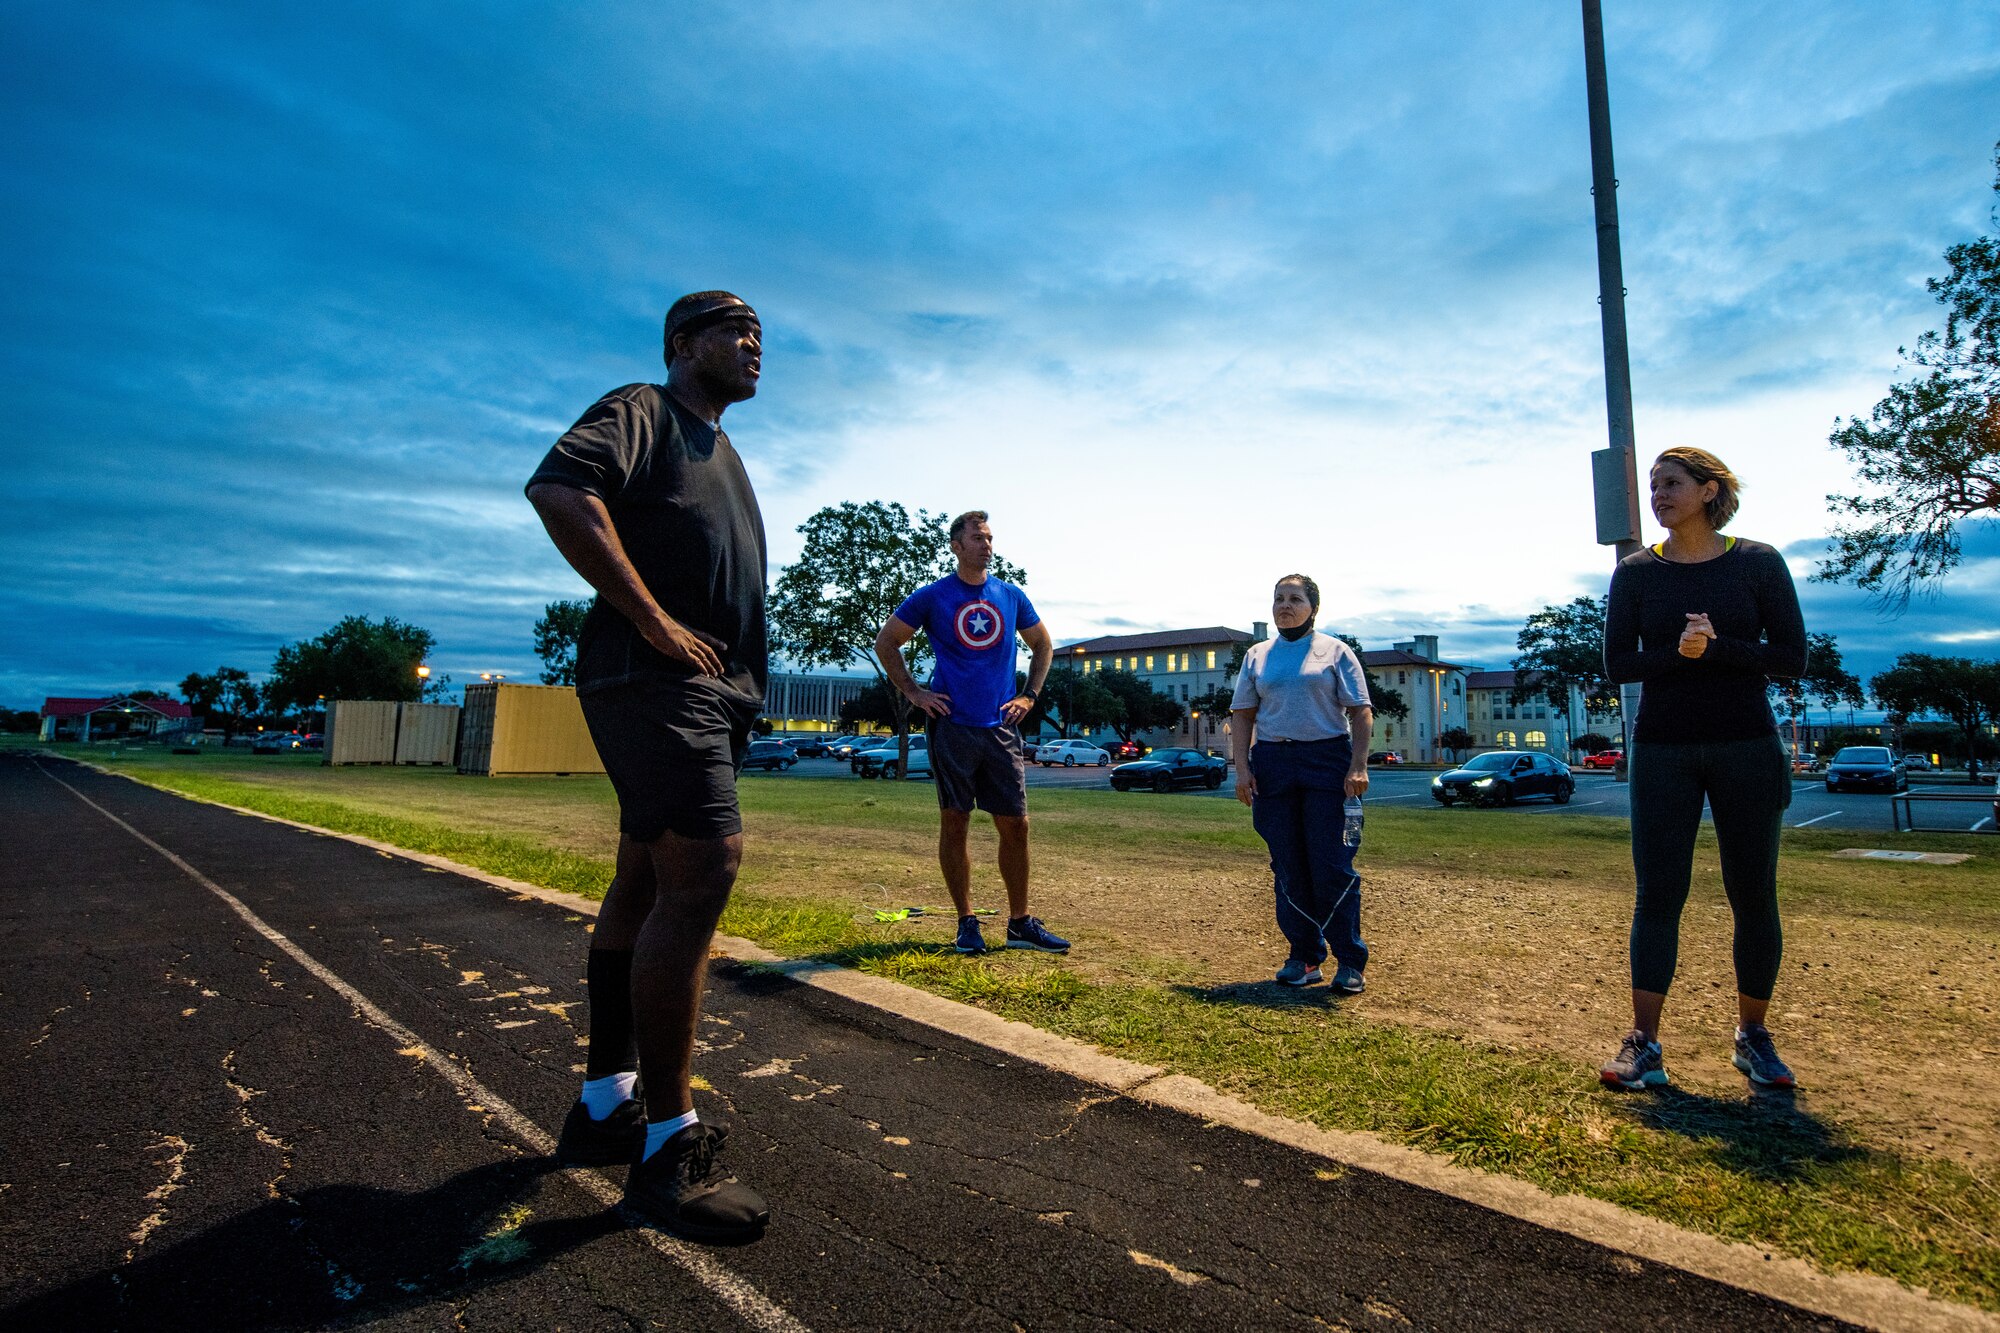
[1526,730,1547,749]
[1207,651,1216,669]
[1498,730,1516,747]
[1146,656,1154,670]
[1114,658,1123,670]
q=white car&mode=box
[1034,739,1110,767]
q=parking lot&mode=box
[760,753,1997,837]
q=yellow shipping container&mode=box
[394,703,460,766]
[325,700,399,765]
[458,683,604,777]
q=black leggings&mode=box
[1627,734,1791,1001]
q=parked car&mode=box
[788,736,834,758]
[1432,751,1574,806]
[856,736,931,779]
[298,732,323,750]
[741,740,798,772]
[251,732,299,754]
[1824,746,1907,794]
[1579,749,1622,771]
[1991,771,1998,826]
[1366,751,1403,766]
[1898,753,1934,771]
[1111,748,1228,793]
[1034,739,1111,767]
[828,736,875,759]
[1104,739,1147,760]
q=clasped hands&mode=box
[1678,612,1716,659]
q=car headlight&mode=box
[1472,777,1494,787]
[1431,776,1443,787]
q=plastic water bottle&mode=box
[1343,795,1364,847]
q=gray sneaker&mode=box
[1330,963,1365,995]
[1274,959,1322,987]
[1600,1029,1668,1090]
[1732,1026,1796,1089]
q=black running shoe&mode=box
[623,1125,769,1244]
[555,1096,646,1166]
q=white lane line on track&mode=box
[39,763,808,1333]
[1791,812,1840,828]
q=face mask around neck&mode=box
[1277,619,1315,642]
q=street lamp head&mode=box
[416,665,431,680]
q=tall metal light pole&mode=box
[1582,0,1645,774]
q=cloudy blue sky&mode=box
[4,2,1997,709]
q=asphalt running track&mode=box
[0,754,1855,1331]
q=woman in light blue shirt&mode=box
[1229,575,1376,992]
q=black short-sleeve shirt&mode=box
[526,384,767,710]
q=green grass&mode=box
[44,742,2000,1310]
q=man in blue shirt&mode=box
[875,511,1068,955]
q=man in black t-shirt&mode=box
[525,291,769,1243]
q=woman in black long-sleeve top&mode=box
[1598,447,1807,1094]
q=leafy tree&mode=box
[1510,595,1619,715]
[1094,668,1184,741]
[1,708,41,734]
[1573,731,1615,755]
[1189,685,1235,751]
[1768,632,1865,735]
[264,616,436,717]
[768,501,1023,778]
[1037,663,1122,738]
[1817,143,2000,607]
[181,666,260,740]
[1870,653,2000,780]
[1816,729,1886,759]
[838,680,928,735]
[1437,725,1475,761]
[533,598,593,686]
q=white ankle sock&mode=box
[641,1110,700,1160]
[580,1071,639,1120]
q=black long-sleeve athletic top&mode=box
[1603,538,1807,744]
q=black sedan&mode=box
[1824,746,1907,793]
[1111,748,1227,793]
[1432,751,1574,806]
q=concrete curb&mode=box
[73,761,1998,1333]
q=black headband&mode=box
[666,299,758,351]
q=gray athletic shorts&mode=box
[929,718,1028,817]
[579,679,754,842]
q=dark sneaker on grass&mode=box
[954,915,986,954]
[556,1096,645,1167]
[1005,916,1070,953]
[1330,963,1366,995]
[624,1125,768,1244]
[1600,1029,1668,1090]
[1275,959,1322,987]
[1732,1026,1796,1089]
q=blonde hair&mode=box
[1653,447,1741,530]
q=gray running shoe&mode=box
[1600,1029,1668,1090]
[1330,963,1366,995]
[1732,1026,1796,1089]
[1275,959,1322,986]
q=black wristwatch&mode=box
[1020,689,1039,704]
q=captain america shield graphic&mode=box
[954,600,1004,650]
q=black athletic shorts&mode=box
[929,718,1028,817]
[579,679,755,842]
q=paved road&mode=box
[773,756,1996,837]
[1,754,1853,1331]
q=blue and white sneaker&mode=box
[954,915,986,954]
[1275,959,1322,987]
[1732,1026,1796,1089]
[1005,916,1070,953]
[1600,1029,1668,1090]
[1330,963,1366,995]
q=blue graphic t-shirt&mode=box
[891,574,1040,729]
